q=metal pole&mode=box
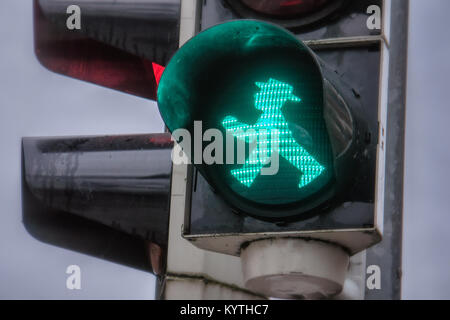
[365,0,409,300]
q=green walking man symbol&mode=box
[222,78,325,189]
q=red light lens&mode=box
[241,0,333,17]
[33,0,160,101]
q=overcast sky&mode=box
[0,0,449,299]
[402,0,450,300]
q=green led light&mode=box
[222,78,325,189]
[158,20,336,210]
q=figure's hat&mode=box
[255,78,301,102]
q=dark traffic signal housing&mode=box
[157,0,386,258]
[158,20,372,222]
[24,0,398,299]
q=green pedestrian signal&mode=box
[157,20,369,220]
[222,78,325,189]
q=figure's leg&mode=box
[280,137,325,188]
[231,148,264,187]
[298,162,324,187]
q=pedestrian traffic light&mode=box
[158,20,369,221]
[24,0,395,299]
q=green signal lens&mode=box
[158,20,336,216]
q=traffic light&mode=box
[25,0,398,299]
[158,20,370,221]
[24,0,182,276]
[22,134,174,274]
[158,0,388,298]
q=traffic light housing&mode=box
[225,0,350,29]
[22,134,174,274]
[158,0,386,265]
[158,20,372,221]
[25,0,399,299]
[33,0,180,100]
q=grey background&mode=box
[0,0,448,299]
[402,0,450,300]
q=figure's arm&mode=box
[222,116,246,132]
[222,116,257,143]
